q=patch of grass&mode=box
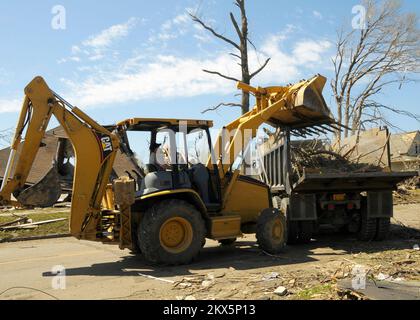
[294,283,335,300]
[0,211,70,241]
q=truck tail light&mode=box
[333,194,346,201]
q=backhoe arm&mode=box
[0,77,119,240]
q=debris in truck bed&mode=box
[290,146,383,182]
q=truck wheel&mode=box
[375,218,391,241]
[357,199,376,241]
[218,238,236,246]
[138,199,205,265]
[297,221,313,244]
[256,208,286,254]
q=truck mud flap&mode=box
[367,191,393,218]
[289,193,316,221]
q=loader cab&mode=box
[116,118,222,211]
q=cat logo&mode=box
[101,136,113,152]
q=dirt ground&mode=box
[0,203,419,300]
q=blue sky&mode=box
[0,0,419,150]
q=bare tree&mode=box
[189,0,270,115]
[331,0,420,143]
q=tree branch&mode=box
[250,58,271,79]
[229,12,242,39]
[189,13,240,50]
[202,102,242,114]
[202,69,240,82]
[330,0,420,137]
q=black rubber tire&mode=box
[287,220,300,244]
[357,199,376,241]
[218,238,237,246]
[256,208,287,254]
[130,240,142,254]
[375,218,391,241]
[297,221,314,244]
[130,223,142,254]
[137,199,206,265]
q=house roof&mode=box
[390,131,420,157]
[0,129,59,185]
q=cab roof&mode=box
[117,118,213,132]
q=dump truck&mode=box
[0,75,334,264]
[257,127,418,244]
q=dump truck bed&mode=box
[293,171,418,193]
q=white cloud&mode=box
[64,54,236,108]
[89,54,104,61]
[83,17,138,48]
[292,40,332,64]
[60,30,333,109]
[0,98,21,113]
[0,20,334,114]
[173,13,190,25]
[313,10,323,20]
[151,12,192,44]
[58,18,139,64]
[71,46,81,54]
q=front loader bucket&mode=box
[266,75,335,128]
[15,165,62,207]
[293,75,332,119]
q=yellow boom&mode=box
[208,75,333,179]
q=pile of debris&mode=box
[290,146,383,182]
[394,175,420,204]
[400,175,420,190]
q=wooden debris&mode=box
[0,218,67,231]
[290,143,384,183]
[137,272,175,284]
[0,217,28,228]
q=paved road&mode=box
[0,234,324,300]
[0,236,188,300]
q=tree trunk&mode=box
[239,0,250,114]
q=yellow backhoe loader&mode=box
[0,75,334,264]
